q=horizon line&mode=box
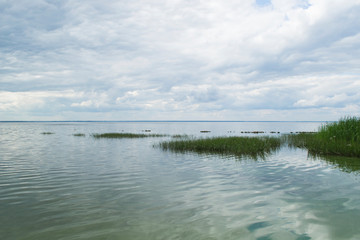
[0,120,329,123]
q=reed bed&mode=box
[318,116,360,142]
[94,116,359,158]
[159,136,281,159]
[286,116,360,158]
[92,133,168,139]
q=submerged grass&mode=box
[286,116,360,158]
[92,133,168,139]
[159,136,281,159]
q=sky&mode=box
[1,0,360,121]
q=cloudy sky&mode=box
[1,0,360,121]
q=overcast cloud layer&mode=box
[1,0,360,120]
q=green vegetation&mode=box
[158,117,360,159]
[159,136,281,159]
[73,133,86,137]
[172,134,191,139]
[286,116,360,158]
[92,133,168,139]
[87,117,359,159]
[318,116,360,142]
[41,132,54,135]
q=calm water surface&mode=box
[1,122,360,240]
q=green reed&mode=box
[318,116,360,142]
[92,133,168,138]
[159,136,281,159]
[41,132,54,135]
[286,116,360,158]
[73,133,86,137]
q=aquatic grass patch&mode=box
[92,133,168,139]
[73,133,86,137]
[240,131,265,134]
[159,136,281,159]
[286,116,360,158]
[172,134,191,139]
[286,133,360,158]
[318,116,360,142]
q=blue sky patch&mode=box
[255,0,272,7]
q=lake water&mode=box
[1,121,360,240]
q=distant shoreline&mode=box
[0,120,328,123]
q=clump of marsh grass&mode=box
[159,136,281,159]
[41,132,54,135]
[240,131,265,134]
[73,133,86,137]
[171,134,191,139]
[318,116,360,142]
[286,116,360,158]
[92,133,168,139]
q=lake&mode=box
[1,121,360,240]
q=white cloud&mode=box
[71,91,109,108]
[0,0,360,120]
[0,90,81,111]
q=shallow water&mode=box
[1,122,360,240]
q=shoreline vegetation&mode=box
[158,116,360,159]
[285,116,360,158]
[43,116,359,159]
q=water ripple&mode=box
[1,122,360,239]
